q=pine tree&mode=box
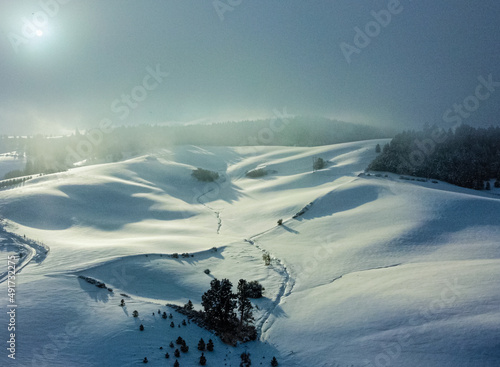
[240,352,251,367]
[375,143,381,153]
[198,338,206,351]
[201,278,237,330]
[271,356,278,366]
[182,319,187,326]
[185,300,194,310]
[176,336,184,345]
[169,341,174,348]
[143,357,148,363]
[174,360,180,367]
[165,352,170,358]
[237,279,254,327]
[199,353,207,365]
[162,311,167,319]
[486,181,491,190]
[139,324,144,331]
[207,339,214,351]
[180,344,189,353]
[132,310,139,317]
[174,349,180,358]
[170,321,175,328]
[120,299,125,307]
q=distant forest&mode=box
[0,117,390,179]
[368,124,500,190]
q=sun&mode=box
[35,29,43,37]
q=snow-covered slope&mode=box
[1,139,499,367]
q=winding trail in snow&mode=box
[196,187,222,234]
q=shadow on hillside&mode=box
[77,277,112,303]
[294,182,381,221]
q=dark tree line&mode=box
[368,124,500,190]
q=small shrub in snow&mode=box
[240,351,251,367]
[172,253,179,259]
[176,336,184,345]
[200,353,207,365]
[120,299,125,307]
[174,349,180,358]
[245,168,267,178]
[247,281,264,298]
[204,269,211,275]
[174,360,180,367]
[165,352,170,358]
[192,168,219,182]
[198,338,205,351]
[271,356,278,366]
[162,311,167,319]
[143,357,148,363]
[169,341,174,348]
[180,344,189,353]
[132,310,139,317]
[263,252,271,266]
[207,339,214,351]
[182,319,187,326]
[277,218,283,225]
[211,246,217,252]
[139,324,144,331]
[170,322,175,328]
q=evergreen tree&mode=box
[174,360,180,367]
[174,349,180,358]
[162,311,167,319]
[201,278,237,330]
[169,341,174,348]
[198,338,206,351]
[199,352,207,365]
[237,279,254,327]
[165,352,170,358]
[184,300,194,310]
[143,357,148,363]
[240,352,251,367]
[176,336,184,345]
[375,143,381,153]
[170,321,175,328]
[132,310,139,317]
[486,181,491,190]
[207,339,214,351]
[271,356,278,366]
[180,344,189,353]
[139,324,144,331]
[120,299,125,307]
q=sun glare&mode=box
[35,29,43,37]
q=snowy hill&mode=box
[1,139,499,367]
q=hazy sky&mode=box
[1,0,499,135]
